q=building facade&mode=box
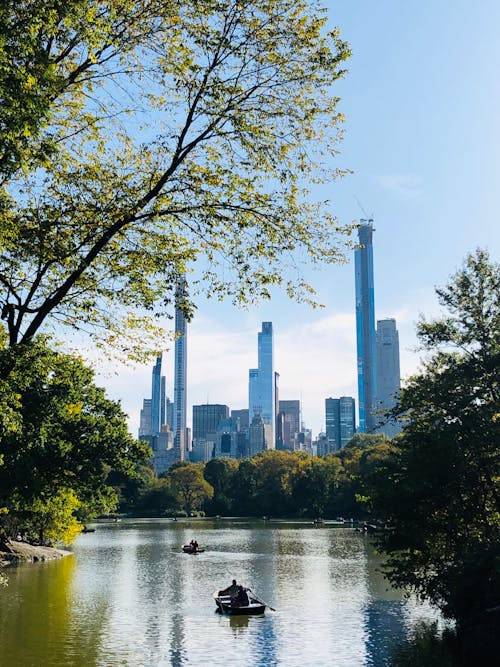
[376,318,401,437]
[249,322,275,448]
[192,404,230,441]
[151,355,162,435]
[325,396,356,450]
[355,222,378,432]
[173,277,188,460]
[278,399,301,450]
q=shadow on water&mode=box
[389,621,460,667]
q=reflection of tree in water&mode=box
[389,621,460,667]
[170,612,187,667]
[363,598,408,666]
[362,539,411,666]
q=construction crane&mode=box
[354,195,374,224]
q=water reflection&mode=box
[0,519,441,667]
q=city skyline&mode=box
[94,1,500,438]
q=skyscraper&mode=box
[151,355,162,435]
[376,318,401,437]
[339,396,356,447]
[278,399,301,450]
[355,222,377,432]
[192,404,230,440]
[173,277,187,460]
[249,321,275,448]
[325,396,356,450]
[325,397,340,449]
[139,398,152,438]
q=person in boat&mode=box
[218,579,239,596]
[235,585,249,607]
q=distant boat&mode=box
[182,544,204,554]
[81,527,95,533]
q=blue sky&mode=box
[97,0,500,437]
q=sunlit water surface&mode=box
[0,518,441,666]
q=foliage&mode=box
[0,0,352,360]
[203,457,238,515]
[365,250,500,625]
[0,337,151,543]
[107,464,157,513]
[23,488,82,546]
[167,463,214,514]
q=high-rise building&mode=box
[278,399,301,450]
[376,318,401,437]
[248,413,273,456]
[325,396,356,450]
[355,222,377,432]
[339,396,356,447]
[193,404,230,440]
[249,322,275,448]
[173,277,188,460]
[151,355,162,435]
[325,397,340,449]
[231,409,249,431]
[139,398,152,437]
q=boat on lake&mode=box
[214,591,266,616]
[182,544,204,554]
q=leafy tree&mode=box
[0,0,352,361]
[252,450,305,515]
[0,338,151,542]
[366,250,500,628]
[22,488,82,546]
[168,463,214,515]
[107,463,157,513]
[203,457,237,515]
[290,455,333,517]
[132,478,178,516]
[230,457,259,515]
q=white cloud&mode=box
[374,173,422,199]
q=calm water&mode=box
[0,518,441,667]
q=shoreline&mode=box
[0,540,72,567]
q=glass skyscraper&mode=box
[278,399,301,450]
[192,404,230,440]
[249,321,275,448]
[376,318,401,437]
[151,355,162,435]
[173,277,187,460]
[355,222,377,432]
[325,396,355,450]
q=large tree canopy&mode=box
[0,337,151,541]
[365,249,500,626]
[0,0,351,359]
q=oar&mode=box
[247,589,276,612]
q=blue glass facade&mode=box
[173,277,187,459]
[249,322,275,448]
[151,355,162,435]
[355,223,377,432]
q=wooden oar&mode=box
[247,589,276,612]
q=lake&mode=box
[0,518,442,666]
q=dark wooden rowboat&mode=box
[182,544,204,554]
[214,593,266,616]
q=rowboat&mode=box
[214,592,266,616]
[182,544,204,553]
